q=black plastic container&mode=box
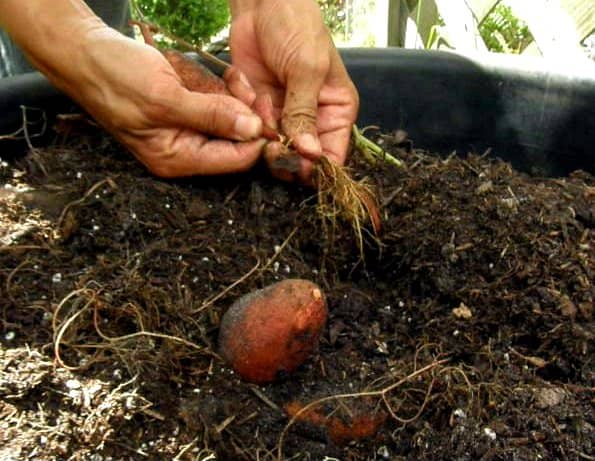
[1,48,594,176]
[345,49,595,176]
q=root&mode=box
[276,357,450,460]
[192,259,261,314]
[314,156,381,256]
[192,226,297,314]
[52,284,208,372]
[57,177,118,233]
[311,127,403,257]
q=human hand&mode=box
[61,27,268,177]
[229,0,359,182]
[0,0,267,178]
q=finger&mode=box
[144,136,267,177]
[224,66,256,107]
[281,53,328,159]
[263,142,315,185]
[319,125,352,166]
[253,93,279,140]
[296,157,315,186]
[317,48,359,166]
[264,142,296,182]
[162,88,263,141]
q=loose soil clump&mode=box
[1,127,593,460]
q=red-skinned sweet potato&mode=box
[131,20,278,140]
[218,279,327,383]
[285,401,387,445]
[161,49,229,95]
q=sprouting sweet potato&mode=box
[218,279,327,383]
[131,20,381,236]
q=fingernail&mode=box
[296,133,321,155]
[238,71,252,89]
[234,114,262,140]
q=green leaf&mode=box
[133,0,230,46]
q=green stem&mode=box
[352,125,403,167]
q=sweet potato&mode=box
[131,20,381,236]
[285,401,387,445]
[161,49,229,95]
[131,20,230,95]
[131,20,278,139]
[218,279,327,383]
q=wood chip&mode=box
[452,302,473,320]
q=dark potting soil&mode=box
[1,127,593,461]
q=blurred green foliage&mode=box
[318,0,348,37]
[132,0,348,46]
[132,0,230,45]
[479,3,533,53]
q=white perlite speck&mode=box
[65,379,81,390]
[483,427,497,440]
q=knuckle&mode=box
[283,105,317,120]
[289,48,328,79]
[147,161,176,178]
[198,94,237,134]
[134,142,178,178]
[143,81,179,121]
[282,108,317,135]
[281,42,301,74]
[198,97,223,133]
[309,53,330,75]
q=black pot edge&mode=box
[1,48,594,176]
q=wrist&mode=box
[0,0,107,90]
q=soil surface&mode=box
[1,127,593,461]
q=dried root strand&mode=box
[314,156,381,255]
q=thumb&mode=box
[164,88,263,141]
[281,56,327,159]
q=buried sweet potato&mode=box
[285,401,387,445]
[218,279,327,383]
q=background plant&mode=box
[132,0,230,46]
[318,0,349,38]
[479,2,533,53]
[132,0,349,47]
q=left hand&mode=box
[229,0,359,182]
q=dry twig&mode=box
[0,106,47,146]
